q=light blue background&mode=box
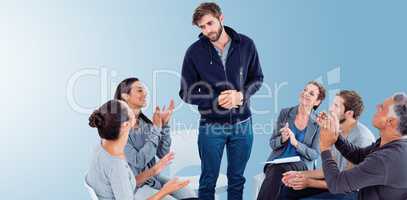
[1,0,406,199]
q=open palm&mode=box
[160,99,175,125]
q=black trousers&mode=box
[257,161,314,200]
[280,187,328,200]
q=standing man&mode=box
[179,2,264,200]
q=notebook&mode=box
[263,156,301,165]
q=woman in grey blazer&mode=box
[257,81,326,200]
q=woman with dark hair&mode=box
[85,100,190,200]
[114,78,195,199]
[257,81,326,200]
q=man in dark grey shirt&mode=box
[319,92,407,200]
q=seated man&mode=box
[281,90,375,200]
[317,92,407,200]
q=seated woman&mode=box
[257,81,326,200]
[85,99,191,200]
[114,78,195,199]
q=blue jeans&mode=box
[198,118,253,200]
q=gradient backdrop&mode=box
[1,0,406,199]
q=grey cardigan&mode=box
[267,105,320,169]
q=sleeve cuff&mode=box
[335,135,346,148]
[146,126,161,145]
[151,125,162,136]
[160,125,171,137]
[321,150,333,161]
[240,91,247,104]
[275,136,282,147]
[296,142,308,156]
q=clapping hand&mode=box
[280,123,298,147]
[317,111,340,151]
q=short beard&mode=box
[207,22,223,42]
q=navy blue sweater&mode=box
[179,26,263,124]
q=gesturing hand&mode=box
[161,177,190,195]
[152,152,174,175]
[160,99,175,126]
[152,106,163,128]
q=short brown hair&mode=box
[337,90,364,119]
[192,2,222,25]
[307,81,326,110]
